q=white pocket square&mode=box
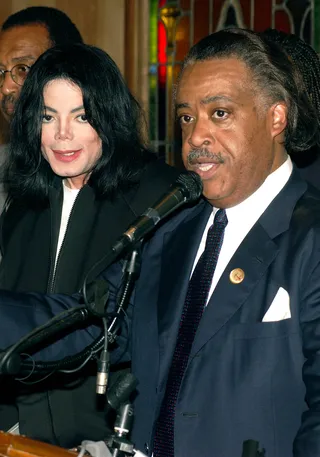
[262,287,291,322]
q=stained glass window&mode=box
[149,0,320,165]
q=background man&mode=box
[0,6,83,124]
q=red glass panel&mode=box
[274,10,292,34]
[194,0,210,44]
[157,66,166,140]
[158,20,167,86]
[253,0,272,31]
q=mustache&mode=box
[187,148,225,166]
[1,94,15,111]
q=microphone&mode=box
[112,171,202,255]
[241,440,265,457]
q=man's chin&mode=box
[0,110,13,123]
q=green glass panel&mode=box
[314,0,320,52]
[149,0,158,64]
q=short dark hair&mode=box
[5,43,154,204]
[180,28,320,154]
[1,6,83,46]
[262,28,320,166]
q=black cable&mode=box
[15,329,105,375]
[1,248,140,379]
[0,305,89,375]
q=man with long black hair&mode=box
[0,43,179,447]
[0,6,83,211]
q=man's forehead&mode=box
[0,24,50,65]
[176,58,252,104]
[179,57,250,83]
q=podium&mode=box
[0,431,77,457]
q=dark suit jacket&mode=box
[0,159,180,447]
[125,168,320,457]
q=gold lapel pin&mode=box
[229,268,245,284]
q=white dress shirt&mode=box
[191,156,293,304]
[55,182,80,264]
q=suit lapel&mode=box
[190,221,278,356]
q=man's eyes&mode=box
[179,115,193,124]
[178,109,229,125]
[213,109,228,118]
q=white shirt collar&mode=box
[199,155,293,300]
[213,155,293,225]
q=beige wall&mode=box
[0,0,125,69]
[0,0,125,143]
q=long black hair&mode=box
[262,28,320,167]
[180,28,320,155]
[5,43,154,204]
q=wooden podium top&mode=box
[0,431,78,457]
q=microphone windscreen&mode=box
[175,171,203,202]
[107,372,138,410]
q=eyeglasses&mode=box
[0,64,31,88]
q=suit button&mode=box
[229,268,245,284]
[144,442,149,453]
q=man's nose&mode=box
[188,119,213,148]
[1,71,19,95]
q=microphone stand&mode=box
[241,440,266,457]
[95,247,142,396]
[105,372,138,457]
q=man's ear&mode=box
[270,102,287,139]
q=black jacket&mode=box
[0,159,180,447]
